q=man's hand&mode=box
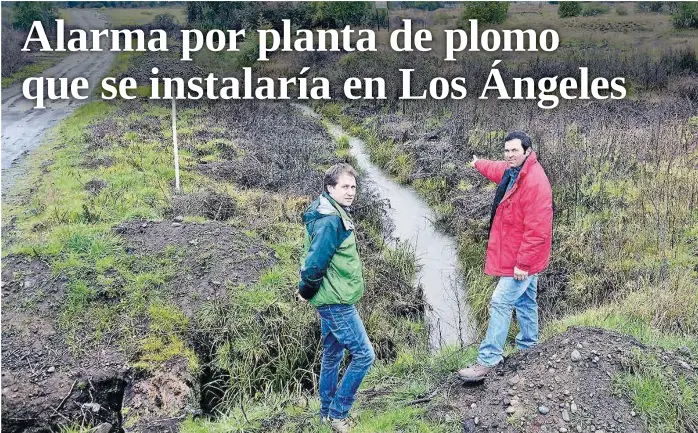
[513,267,528,281]
[295,290,308,303]
[470,155,479,167]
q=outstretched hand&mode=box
[470,155,479,167]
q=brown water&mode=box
[295,104,477,349]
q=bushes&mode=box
[636,2,664,13]
[187,2,315,31]
[150,13,179,33]
[415,2,443,12]
[558,1,582,18]
[616,6,628,16]
[672,2,698,29]
[1,24,32,77]
[11,1,58,31]
[581,3,610,16]
[460,2,509,25]
[310,2,372,28]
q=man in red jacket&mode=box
[458,131,553,382]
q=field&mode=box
[2,2,698,433]
[97,6,187,26]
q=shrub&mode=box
[615,5,628,16]
[557,2,582,18]
[661,46,698,72]
[582,3,610,16]
[460,2,509,25]
[672,2,698,29]
[1,23,32,77]
[558,1,582,18]
[151,13,179,33]
[311,2,372,28]
[11,2,58,31]
[636,2,664,13]
[412,1,442,11]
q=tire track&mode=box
[1,10,116,196]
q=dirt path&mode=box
[1,9,115,196]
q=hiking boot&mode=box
[330,417,352,433]
[457,363,492,382]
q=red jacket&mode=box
[474,152,553,277]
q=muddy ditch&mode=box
[1,218,278,432]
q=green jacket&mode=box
[298,193,365,306]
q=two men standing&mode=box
[297,131,552,431]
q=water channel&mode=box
[295,104,477,349]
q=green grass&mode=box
[181,344,477,433]
[314,99,698,433]
[1,99,201,366]
[544,289,698,351]
[615,350,698,433]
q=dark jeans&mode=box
[317,304,375,420]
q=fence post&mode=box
[172,92,180,193]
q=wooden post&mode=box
[172,94,180,193]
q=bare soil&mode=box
[430,327,697,433]
[117,219,276,316]
[1,255,127,433]
[1,218,275,432]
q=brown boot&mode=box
[457,363,491,382]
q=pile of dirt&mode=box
[431,327,696,433]
[115,219,276,316]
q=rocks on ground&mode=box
[429,327,696,433]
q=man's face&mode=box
[504,139,530,168]
[327,173,357,207]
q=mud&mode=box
[1,255,127,433]
[1,9,115,195]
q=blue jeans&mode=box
[477,275,539,367]
[317,304,375,420]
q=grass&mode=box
[3,79,435,430]
[100,7,187,26]
[8,7,698,429]
[1,99,203,369]
[1,53,68,89]
[181,344,478,432]
[614,350,698,433]
[312,89,698,433]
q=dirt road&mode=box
[1,9,115,195]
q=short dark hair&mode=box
[324,163,358,192]
[504,130,532,152]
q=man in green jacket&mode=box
[297,163,374,433]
